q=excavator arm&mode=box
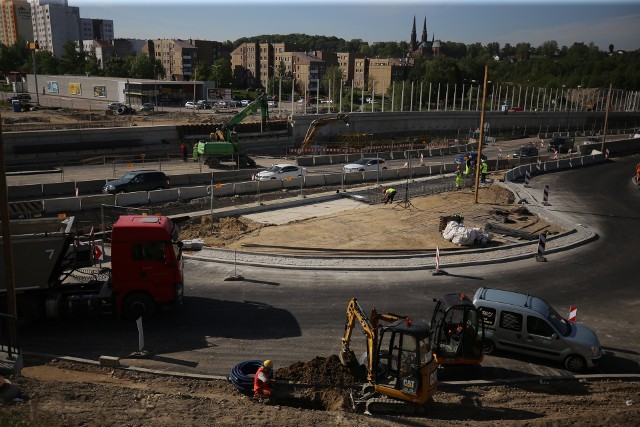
[222,93,270,143]
[299,113,349,153]
[340,298,405,382]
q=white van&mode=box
[472,287,602,372]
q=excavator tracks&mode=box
[364,396,428,416]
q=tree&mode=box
[59,41,86,75]
[322,65,343,98]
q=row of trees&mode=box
[1,35,639,95]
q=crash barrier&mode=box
[43,196,81,214]
[179,186,209,201]
[148,188,180,204]
[504,153,606,183]
[80,194,116,211]
[114,191,149,207]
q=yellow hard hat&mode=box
[263,360,273,369]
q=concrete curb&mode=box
[183,178,598,271]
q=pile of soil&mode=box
[276,355,366,386]
[179,215,265,247]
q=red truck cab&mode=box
[110,215,184,319]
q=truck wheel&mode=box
[16,296,40,328]
[122,292,155,320]
[207,158,221,168]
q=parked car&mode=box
[214,100,228,108]
[320,99,333,104]
[107,102,126,110]
[185,101,202,110]
[546,136,574,153]
[140,103,155,111]
[240,99,251,107]
[513,144,539,158]
[343,157,389,173]
[196,100,212,109]
[473,286,602,372]
[103,170,170,194]
[454,152,487,165]
[8,93,31,102]
[267,100,278,107]
[254,164,307,181]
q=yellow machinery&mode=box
[430,293,484,366]
[299,113,349,153]
[339,298,438,415]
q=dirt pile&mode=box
[179,215,265,247]
[276,355,366,386]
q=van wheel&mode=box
[564,355,587,372]
[122,292,155,321]
[482,339,495,355]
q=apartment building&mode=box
[292,52,325,94]
[337,51,365,86]
[368,57,412,95]
[81,39,115,69]
[189,39,228,70]
[230,42,260,88]
[30,0,80,56]
[144,38,198,81]
[80,17,113,41]
[0,0,33,46]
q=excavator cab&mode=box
[430,293,484,365]
[374,319,437,399]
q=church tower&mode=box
[421,17,428,45]
[410,16,417,51]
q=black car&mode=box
[103,170,170,194]
[454,151,487,165]
[7,93,31,102]
[513,144,539,158]
[547,136,574,154]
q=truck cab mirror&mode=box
[176,241,184,248]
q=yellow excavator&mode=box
[339,298,438,415]
[430,293,484,366]
[299,113,350,154]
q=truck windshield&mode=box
[548,307,571,336]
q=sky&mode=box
[72,0,640,52]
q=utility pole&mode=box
[27,41,40,106]
[474,65,489,204]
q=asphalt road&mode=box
[21,155,640,382]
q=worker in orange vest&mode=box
[253,360,275,402]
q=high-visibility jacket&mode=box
[481,162,488,174]
[455,172,463,187]
[254,366,273,394]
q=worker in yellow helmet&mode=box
[253,359,275,402]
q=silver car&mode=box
[343,157,388,173]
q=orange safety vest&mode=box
[253,366,272,393]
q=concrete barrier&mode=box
[179,186,209,200]
[42,182,76,197]
[582,155,594,166]
[313,155,331,166]
[282,177,303,189]
[296,156,314,167]
[167,173,190,186]
[211,183,234,197]
[343,172,363,184]
[233,181,259,195]
[43,197,81,214]
[398,168,410,179]
[256,179,283,192]
[149,188,180,204]
[115,191,149,207]
[362,170,383,182]
[304,174,326,187]
[329,155,347,165]
[390,151,405,160]
[75,179,106,195]
[80,194,115,210]
[8,184,43,200]
[324,173,342,186]
[545,161,558,172]
[380,168,399,180]
[413,165,430,177]
[189,172,212,185]
[557,159,571,169]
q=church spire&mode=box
[411,15,417,51]
[421,17,427,44]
